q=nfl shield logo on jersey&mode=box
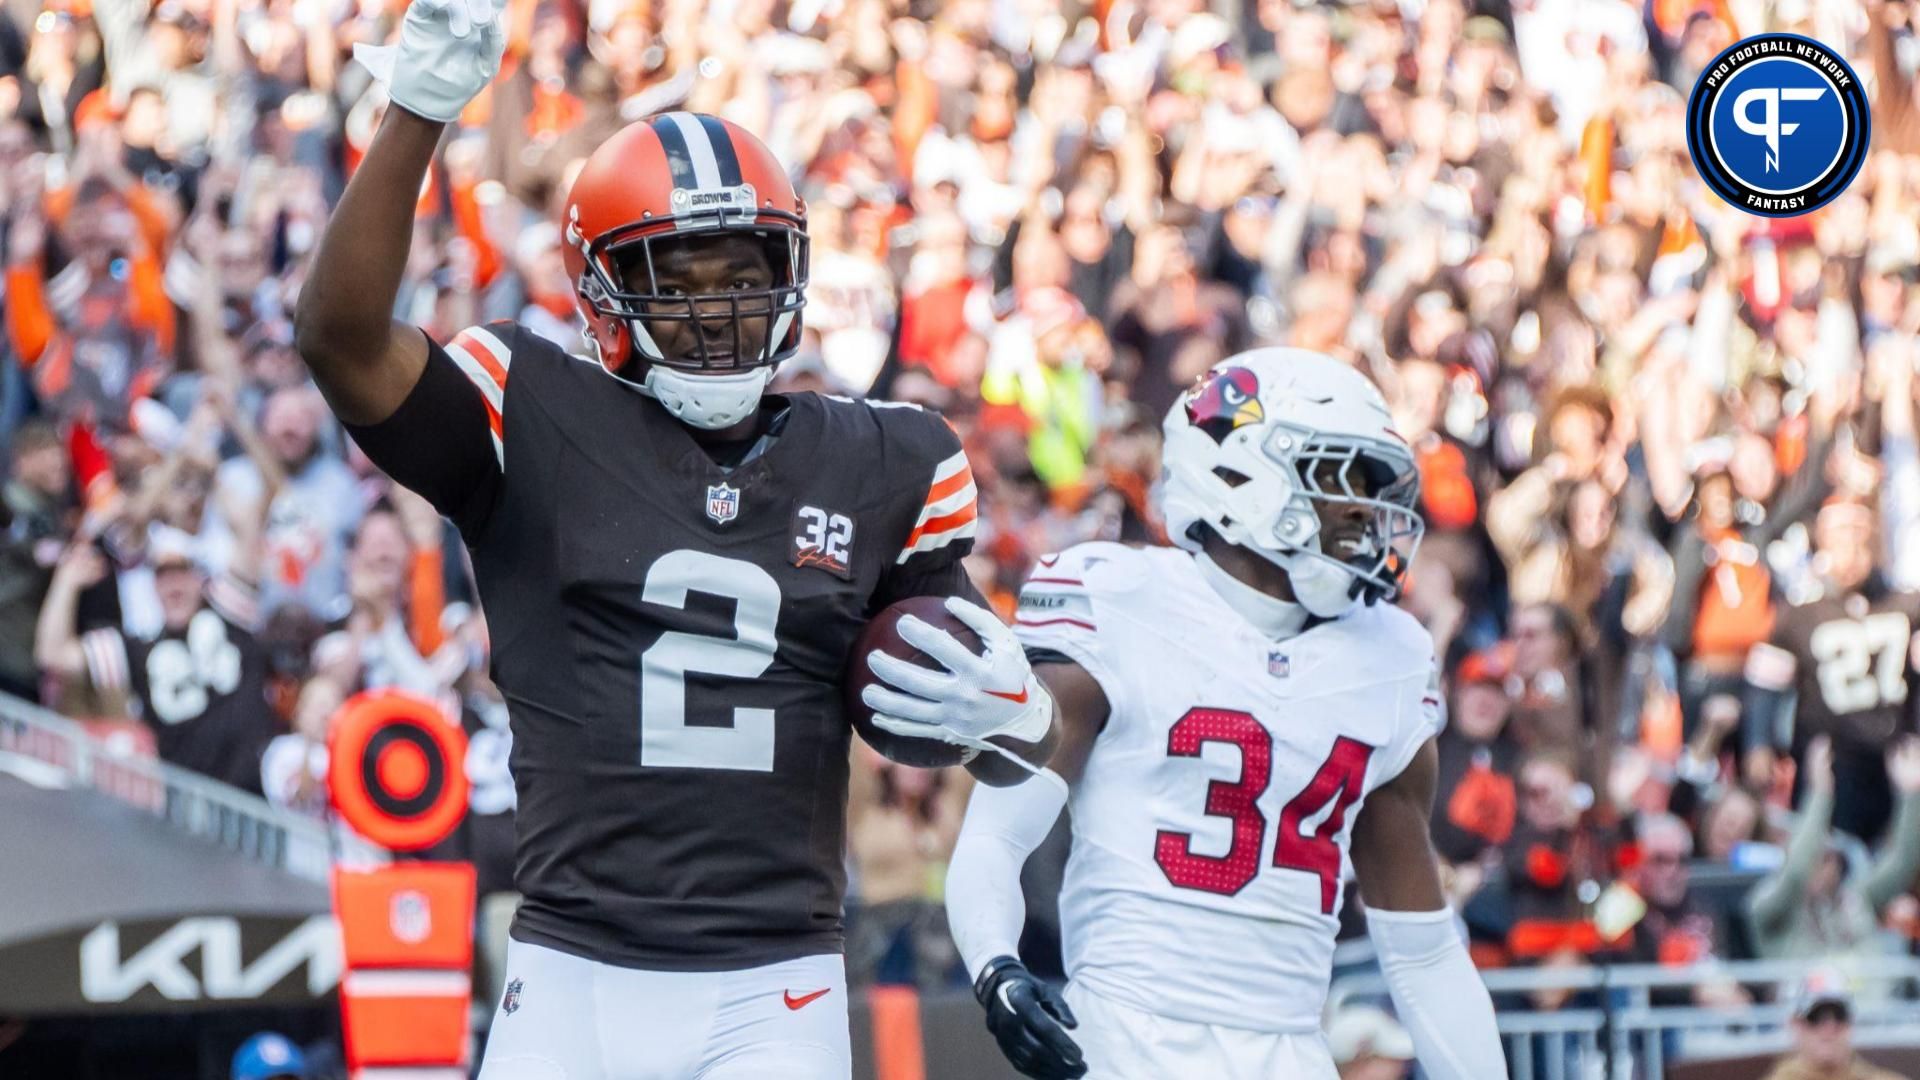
[1268,650,1290,678]
[706,483,741,526]
[502,978,523,1015]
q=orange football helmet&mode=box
[561,113,808,423]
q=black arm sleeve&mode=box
[1759,429,1836,547]
[343,338,502,536]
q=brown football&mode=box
[843,595,1055,786]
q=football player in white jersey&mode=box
[869,350,1503,1078]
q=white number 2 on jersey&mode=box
[639,550,782,771]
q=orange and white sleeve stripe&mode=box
[441,326,513,469]
[897,448,978,564]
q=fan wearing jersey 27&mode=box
[1747,494,1920,845]
[293,1,1057,1076]
[944,350,1505,1080]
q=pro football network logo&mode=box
[1685,33,1869,217]
[706,482,741,526]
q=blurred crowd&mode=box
[6,0,1920,1055]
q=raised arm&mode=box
[1349,738,1506,1080]
[6,204,54,368]
[213,389,286,592]
[1866,740,1920,912]
[1747,737,1835,933]
[1868,0,1916,137]
[293,109,442,426]
[33,544,110,681]
[1761,406,1839,546]
[187,205,288,558]
[1874,331,1920,587]
[1484,458,1562,566]
[294,0,505,426]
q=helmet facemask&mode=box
[573,218,809,429]
[1265,425,1424,613]
[584,224,809,376]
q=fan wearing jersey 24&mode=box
[940,351,1505,1079]
[292,1,1058,1077]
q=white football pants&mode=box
[476,937,851,1080]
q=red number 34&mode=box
[1152,707,1373,912]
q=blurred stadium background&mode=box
[4,0,1920,1076]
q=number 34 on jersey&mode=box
[1013,543,1443,922]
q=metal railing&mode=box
[1329,955,1920,1080]
[0,692,385,881]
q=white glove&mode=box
[862,596,1054,753]
[353,0,507,124]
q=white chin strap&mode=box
[1283,551,1361,618]
[640,365,773,429]
[1240,540,1360,619]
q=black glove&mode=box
[973,956,1087,1080]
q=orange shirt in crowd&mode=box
[1691,525,1776,660]
[5,187,176,410]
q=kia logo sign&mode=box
[80,916,340,1003]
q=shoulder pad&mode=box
[1013,543,1156,636]
[1013,544,1160,687]
[816,393,928,435]
[441,321,521,399]
[872,402,974,567]
[813,395,956,468]
[444,320,523,373]
[1330,601,1436,680]
[1028,542,1154,596]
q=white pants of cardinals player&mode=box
[477,938,851,1079]
[1062,981,1340,1080]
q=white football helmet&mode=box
[1160,348,1424,618]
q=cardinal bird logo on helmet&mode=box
[1186,367,1264,443]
